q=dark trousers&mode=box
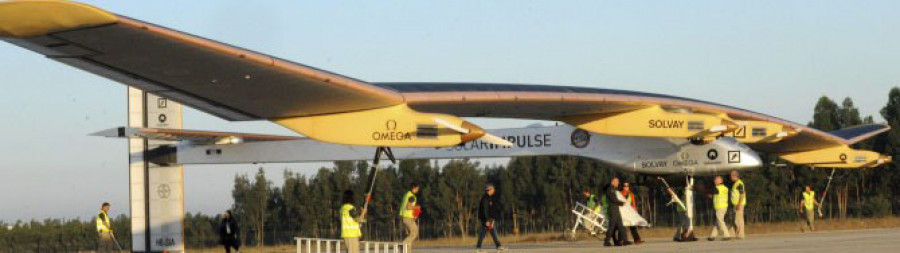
[628,226,642,242]
[223,238,240,253]
[674,211,690,240]
[605,214,626,244]
[476,222,501,249]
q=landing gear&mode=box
[362,147,396,211]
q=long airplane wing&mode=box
[379,82,880,152]
[0,1,890,167]
[378,82,892,168]
[0,0,403,121]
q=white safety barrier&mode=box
[295,237,409,253]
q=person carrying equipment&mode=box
[658,177,697,242]
[96,202,116,253]
[580,187,603,233]
[708,176,732,241]
[400,183,420,246]
[620,182,643,245]
[583,187,600,211]
[342,190,367,253]
[799,185,822,232]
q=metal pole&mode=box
[363,147,386,212]
[819,168,837,216]
[110,231,124,252]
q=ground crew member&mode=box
[621,182,643,245]
[400,183,420,246]
[665,187,690,242]
[708,176,731,241]
[582,187,599,211]
[604,177,626,247]
[730,171,746,239]
[96,202,114,253]
[342,190,367,253]
[476,183,505,252]
[581,187,601,234]
[799,185,821,232]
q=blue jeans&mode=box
[476,222,501,249]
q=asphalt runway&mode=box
[416,228,900,252]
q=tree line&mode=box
[3,88,900,251]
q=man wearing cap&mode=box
[476,183,505,252]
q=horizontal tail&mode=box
[91,127,303,144]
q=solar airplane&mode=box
[0,1,891,252]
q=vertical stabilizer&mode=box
[128,87,185,252]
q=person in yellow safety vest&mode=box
[342,190,367,253]
[96,202,114,253]
[730,171,746,239]
[582,187,599,211]
[708,176,731,241]
[400,183,420,247]
[799,185,821,232]
[581,187,602,234]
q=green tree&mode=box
[810,96,841,131]
[232,168,271,246]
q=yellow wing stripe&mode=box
[779,146,891,168]
[273,104,484,148]
[0,0,117,37]
[561,106,738,140]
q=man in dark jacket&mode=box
[604,177,626,247]
[219,210,241,253]
[476,183,506,252]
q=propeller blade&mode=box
[478,133,513,147]
[433,118,469,134]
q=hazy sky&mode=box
[1,0,898,221]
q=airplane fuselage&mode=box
[174,125,761,175]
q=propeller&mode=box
[433,118,514,147]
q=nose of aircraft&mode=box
[714,136,763,170]
[740,149,763,169]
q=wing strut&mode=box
[363,147,396,213]
[819,168,837,216]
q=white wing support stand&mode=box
[684,176,695,236]
[128,87,186,253]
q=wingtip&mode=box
[0,0,118,37]
[89,126,126,137]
